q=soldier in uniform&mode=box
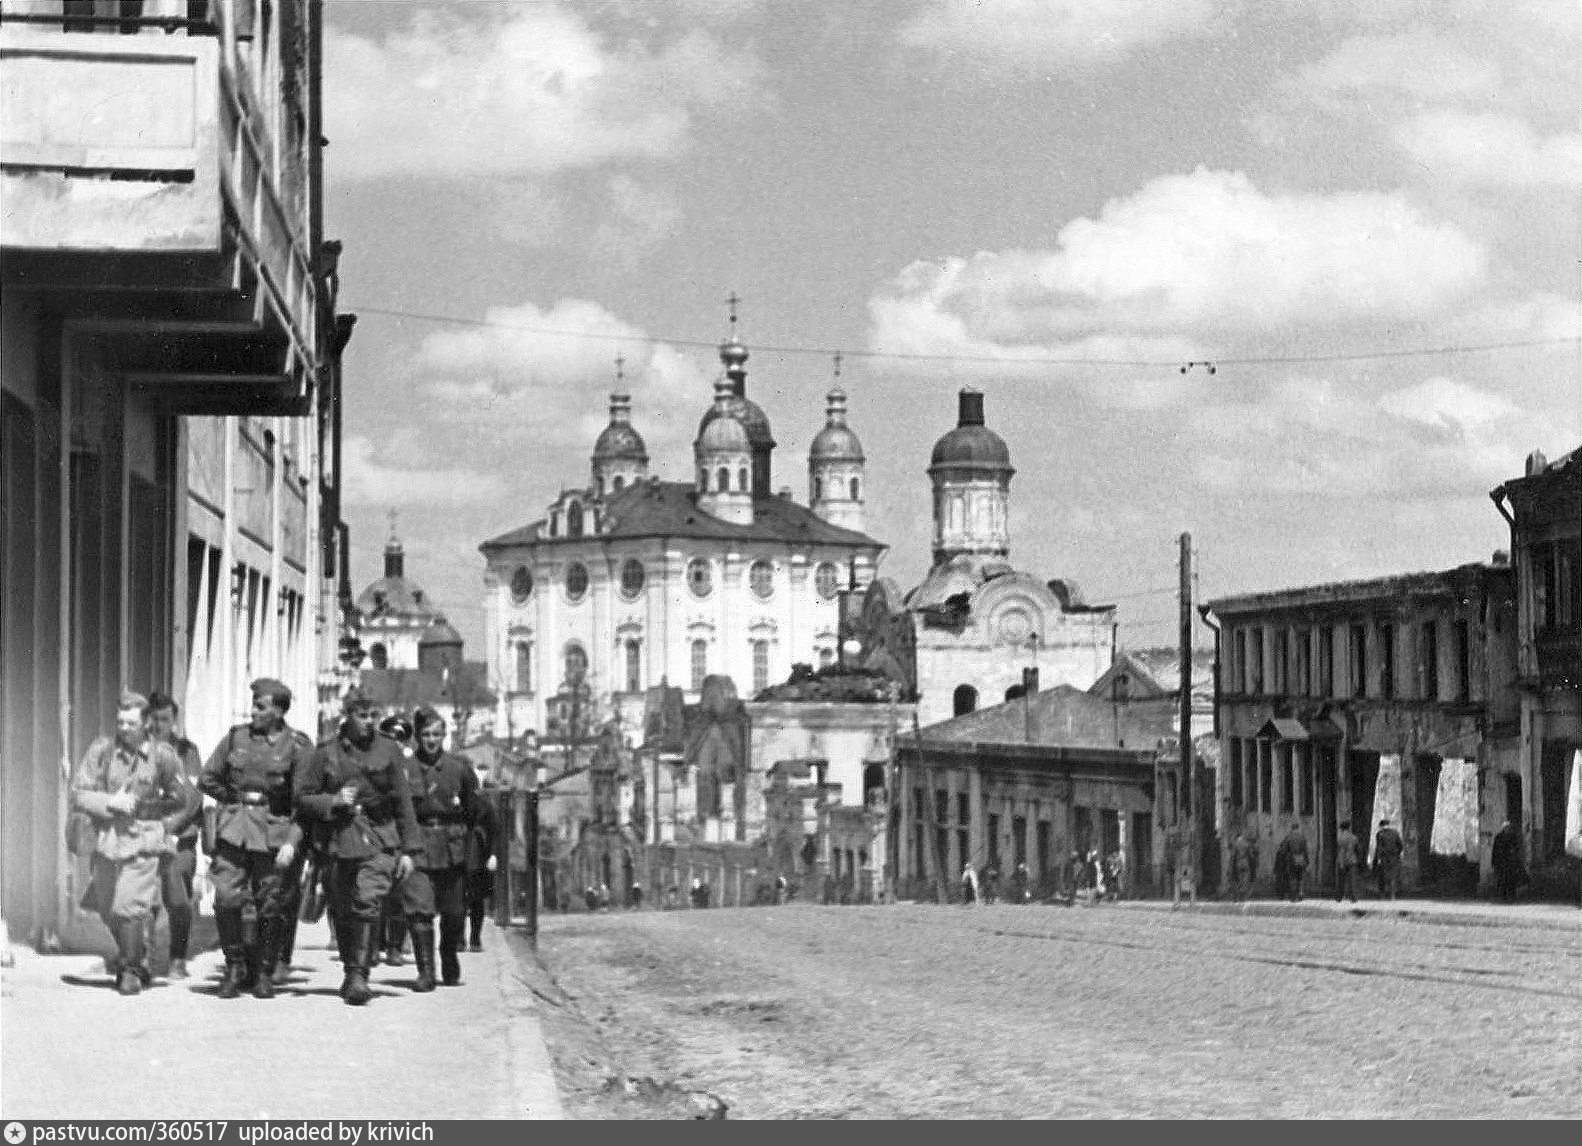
[198,678,313,999]
[392,706,481,989]
[71,691,200,995]
[145,691,205,980]
[294,688,421,1006]
[376,712,415,967]
[465,770,498,952]
[1374,817,1405,900]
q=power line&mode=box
[347,303,1581,372]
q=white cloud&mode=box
[900,0,1217,68]
[1396,112,1582,187]
[326,6,761,180]
[588,175,683,269]
[343,435,509,507]
[868,169,1487,373]
[1297,33,1499,104]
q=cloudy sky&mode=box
[325,0,1581,656]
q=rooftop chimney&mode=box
[958,388,985,427]
[1022,666,1040,695]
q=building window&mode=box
[1250,628,1265,695]
[690,639,708,691]
[1453,619,1471,702]
[563,644,588,689]
[850,477,860,500]
[1317,626,1334,697]
[369,642,388,670]
[751,640,770,694]
[749,559,775,601]
[814,561,840,600]
[1272,629,1288,695]
[1349,623,1367,698]
[698,468,708,492]
[1420,620,1439,701]
[716,466,729,492]
[567,502,584,538]
[1233,629,1247,692]
[514,641,532,693]
[510,565,533,604]
[1534,538,1581,630]
[1259,742,1273,814]
[1279,746,1295,813]
[1299,748,1314,816]
[953,684,978,716]
[1246,742,1259,813]
[624,639,641,694]
[619,558,645,599]
[738,467,749,492]
[1229,738,1244,808]
[1296,629,1312,696]
[987,813,1001,870]
[686,557,713,598]
[564,562,589,603]
[548,513,558,538]
[1379,622,1395,699]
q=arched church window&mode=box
[751,640,770,694]
[814,562,840,600]
[510,566,533,603]
[850,476,861,500]
[749,559,774,601]
[564,643,588,686]
[564,562,589,603]
[515,641,532,693]
[567,502,584,538]
[953,684,978,716]
[686,558,713,598]
[698,468,708,492]
[738,467,748,492]
[717,467,729,492]
[624,639,642,694]
[690,640,708,691]
[548,513,558,538]
[619,558,646,599]
[369,643,388,670]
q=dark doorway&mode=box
[1540,742,1573,862]
[1349,750,1380,851]
[1317,747,1338,890]
[1504,772,1523,829]
[1012,816,1028,868]
[1415,754,1443,871]
[1131,812,1153,895]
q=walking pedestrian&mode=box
[293,688,421,1006]
[198,678,313,999]
[376,712,415,968]
[1491,817,1525,903]
[1011,861,1030,904]
[982,862,1000,905]
[70,691,199,996]
[389,707,479,990]
[144,692,204,981]
[959,861,979,905]
[1278,822,1309,902]
[465,772,498,952]
[1334,819,1361,903]
[1373,817,1404,900]
[1227,828,1257,902]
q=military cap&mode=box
[250,677,293,709]
[342,686,375,712]
[379,712,413,742]
[413,705,445,733]
[118,690,150,714]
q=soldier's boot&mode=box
[274,911,299,985]
[237,916,260,990]
[116,920,147,996]
[214,909,247,999]
[252,918,279,999]
[384,914,407,967]
[342,921,375,1006]
[410,919,437,993]
[439,915,464,986]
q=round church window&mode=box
[687,557,713,598]
[510,566,533,604]
[815,562,840,600]
[564,562,589,603]
[749,559,775,601]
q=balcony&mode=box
[1534,628,1581,690]
[1,2,320,415]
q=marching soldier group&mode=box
[70,680,496,1006]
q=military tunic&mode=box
[199,724,311,917]
[72,736,198,922]
[394,750,479,920]
[157,736,205,960]
[294,731,421,923]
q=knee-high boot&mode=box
[343,920,376,1007]
[439,915,464,986]
[384,912,408,967]
[252,916,279,998]
[274,910,298,985]
[215,909,247,999]
[238,915,259,989]
[116,918,148,996]
[410,919,436,993]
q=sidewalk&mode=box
[1111,894,1582,932]
[1,917,564,1120]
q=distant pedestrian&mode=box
[1227,828,1257,903]
[584,886,599,911]
[1011,861,1030,904]
[1334,820,1361,903]
[1277,823,1309,902]
[1491,817,1525,903]
[982,863,1000,905]
[960,862,979,905]
[773,874,787,905]
[1374,818,1404,900]
[630,882,644,910]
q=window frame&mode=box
[619,558,646,600]
[686,557,713,599]
[563,561,590,603]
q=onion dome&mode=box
[697,334,775,449]
[698,379,751,453]
[418,615,463,647]
[928,388,1012,474]
[810,385,865,462]
[593,393,648,462]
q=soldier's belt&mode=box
[235,791,272,806]
[419,817,464,827]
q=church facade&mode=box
[480,333,888,740]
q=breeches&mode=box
[209,840,292,920]
[396,865,467,920]
[160,843,197,915]
[328,852,397,924]
[81,853,161,922]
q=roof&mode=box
[419,616,463,645]
[356,576,439,621]
[901,684,1171,752]
[929,423,1012,472]
[593,421,648,462]
[1206,561,1505,618]
[480,480,885,551]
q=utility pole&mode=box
[912,712,950,904]
[1179,532,1196,903]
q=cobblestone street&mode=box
[531,902,1582,1119]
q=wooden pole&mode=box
[1179,532,1196,904]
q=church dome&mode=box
[593,392,648,462]
[698,393,773,448]
[928,389,1011,473]
[810,386,864,462]
[698,406,750,453]
[419,615,463,647]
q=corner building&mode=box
[480,335,887,737]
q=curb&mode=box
[1112,898,1582,934]
[491,933,567,1120]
